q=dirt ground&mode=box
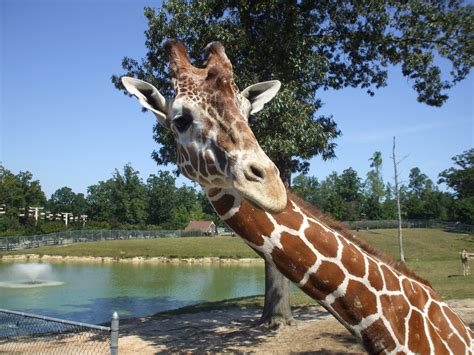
[118,299,474,354]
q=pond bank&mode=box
[0,254,263,264]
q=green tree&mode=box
[0,165,26,214]
[113,0,473,327]
[146,171,178,225]
[381,183,398,220]
[292,174,320,207]
[72,193,88,216]
[293,169,364,221]
[0,165,47,233]
[405,167,449,220]
[49,187,77,214]
[86,180,113,222]
[337,168,364,220]
[405,167,429,218]
[48,187,87,217]
[438,149,474,223]
[364,151,385,219]
[438,149,474,199]
[86,164,148,225]
[109,164,148,225]
[197,190,222,226]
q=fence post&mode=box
[110,312,119,355]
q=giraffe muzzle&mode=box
[233,161,287,214]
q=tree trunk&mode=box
[259,163,294,328]
[260,261,295,328]
[392,137,405,263]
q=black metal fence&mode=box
[0,309,118,354]
[0,221,471,252]
[343,219,474,233]
[0,229,181,251]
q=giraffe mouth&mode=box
[232,162,287,214]
[234,182,287,214]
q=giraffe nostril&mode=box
[245,163,266,182]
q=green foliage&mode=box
[438,149,474,224]
[293,150,472,223]
[0,165,48,234]
[87,164,149,225]
[293,168,364,221]
[112,0,472,180]
[0,165,47,215]
[438,149,474,198]
[147,171,178,225]
[2,148,473,236]
[110,164,149,224]
[364,151,385,219]
[48,187,87,215]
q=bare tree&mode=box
[392,136,407,263]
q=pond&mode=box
[0,262,266,324]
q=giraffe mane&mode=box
[288,191,432,288]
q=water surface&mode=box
[0,262,265,324]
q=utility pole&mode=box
[28,207,44,226]
[392,137,406,263]
[62,212,73,226]
[80,214,88,228]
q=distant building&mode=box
[184,220,217,236]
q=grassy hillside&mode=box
[1,228,472,299]
[357,228,473,299]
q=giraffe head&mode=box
[122,41,287,213]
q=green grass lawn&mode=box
[1,228,472,299]
[0,236,257,259]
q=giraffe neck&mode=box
[206,187,473,354]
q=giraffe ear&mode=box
[241,80,281,115]
[121,76,169,128]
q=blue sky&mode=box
[1,0,473,198]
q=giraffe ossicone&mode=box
[122,41,473,354]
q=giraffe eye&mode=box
[173,113,193,133]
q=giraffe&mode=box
[121,41,473,354]
[461,249,471,276]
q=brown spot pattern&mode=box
[331,280,377,325]
[407,310,430,353]
[341,243,365,278]
[442,305,471,345]
[224,199,273,246]
[275,208,304,232]
[307,261,345,300]
[427,321,450,354]
[211,194,235,217]
[367,259,384,291]
[381,265,400,291]
[271,233,317,284]
[361,318,396,353]
[402,279,429,311]
[306,221,338,258]
[380,294,409,345]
